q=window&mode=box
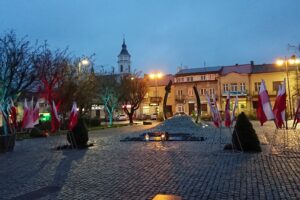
[231,83,238,91]
[201,104,208,112]
[273,81,283,92]
[200,75,206,81]
[188,88,194,96]
[209,88,215,95]
[254,82,261,92]
[120,65,123,72]
[240,83,246,92]
[176,77,184,83]
[200,88,207,95]
[177,89,183,96]
[187,77,193,82]
[177,104,184,112]
[223,84,229,92]
[205,74,211,80]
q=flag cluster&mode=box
[257,79,286,128]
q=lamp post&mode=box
[276,55,300,119]
[149,72,163,114]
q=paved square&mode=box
[1,121,300,200]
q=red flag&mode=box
[50,101,60,133]
[224,93,231,127]
[257,80,274,126]
[273,79,286,128]
[68,102,78,131]
[10,99,17,128]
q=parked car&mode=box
[150,113,158,120]
[116,114,128,121]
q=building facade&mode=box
[218,64,252,115]
[174,67,222,115]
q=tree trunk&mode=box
[109,113,113,127]
[129,112,134,124]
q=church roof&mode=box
[118,39,131,56]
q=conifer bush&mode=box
[67,118,89,148]
[231,112,261,152]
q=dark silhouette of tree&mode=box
[0,31,40,135]
[119,72,148,124]
[163,80,172,120]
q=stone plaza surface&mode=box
[1,118,300,200]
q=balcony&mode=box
[222,90,248,96]
[175,95,186,103]
[252,90,278,97]
[150,96,162,104]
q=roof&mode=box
[145,74,174,87]
[118,39,130,56]
[176,66,222,76]
[251,64,296,73]
[221,64,252,75]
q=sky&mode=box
[1,0,300,74]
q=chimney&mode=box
[250,60,254,66]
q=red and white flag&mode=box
[224,93,231,127]
[257,80,274,125]
[273,79,286,128]
[32,101,40,126]
[50,100,60,132]
[22,99,33,129]
[68,102,78,131]
[206,93,221,127]
[231,95,238,123]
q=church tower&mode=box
[118,38,131,74]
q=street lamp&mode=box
[149,72,163,114]
[78,58,90,73]
[276,55,300,119]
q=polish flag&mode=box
[32,101,40,126]
[273,79,286,128]
[22,99,33,129]
[68,102,78,131]
[50,101,60,132]
[257,80,274,125]
[231,95,238,123]
[206,93,221,127]
[224,93,231,127]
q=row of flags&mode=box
[206,78,287,129]
[257,79,287,128]
[10,100,79,132]
[205,93,238,128]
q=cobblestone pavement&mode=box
[1,120,300,200]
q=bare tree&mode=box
[119,72,148,124]
[0,31,40,135]
[97,70,120,126]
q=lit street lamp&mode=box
[276,55,300,119]
[78,58,90,73]
[149,72,163,113]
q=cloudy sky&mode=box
[1,0,300,74]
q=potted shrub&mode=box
[67,118,89,148]
[225,112,262,152]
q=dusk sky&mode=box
[1,0,300,74]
